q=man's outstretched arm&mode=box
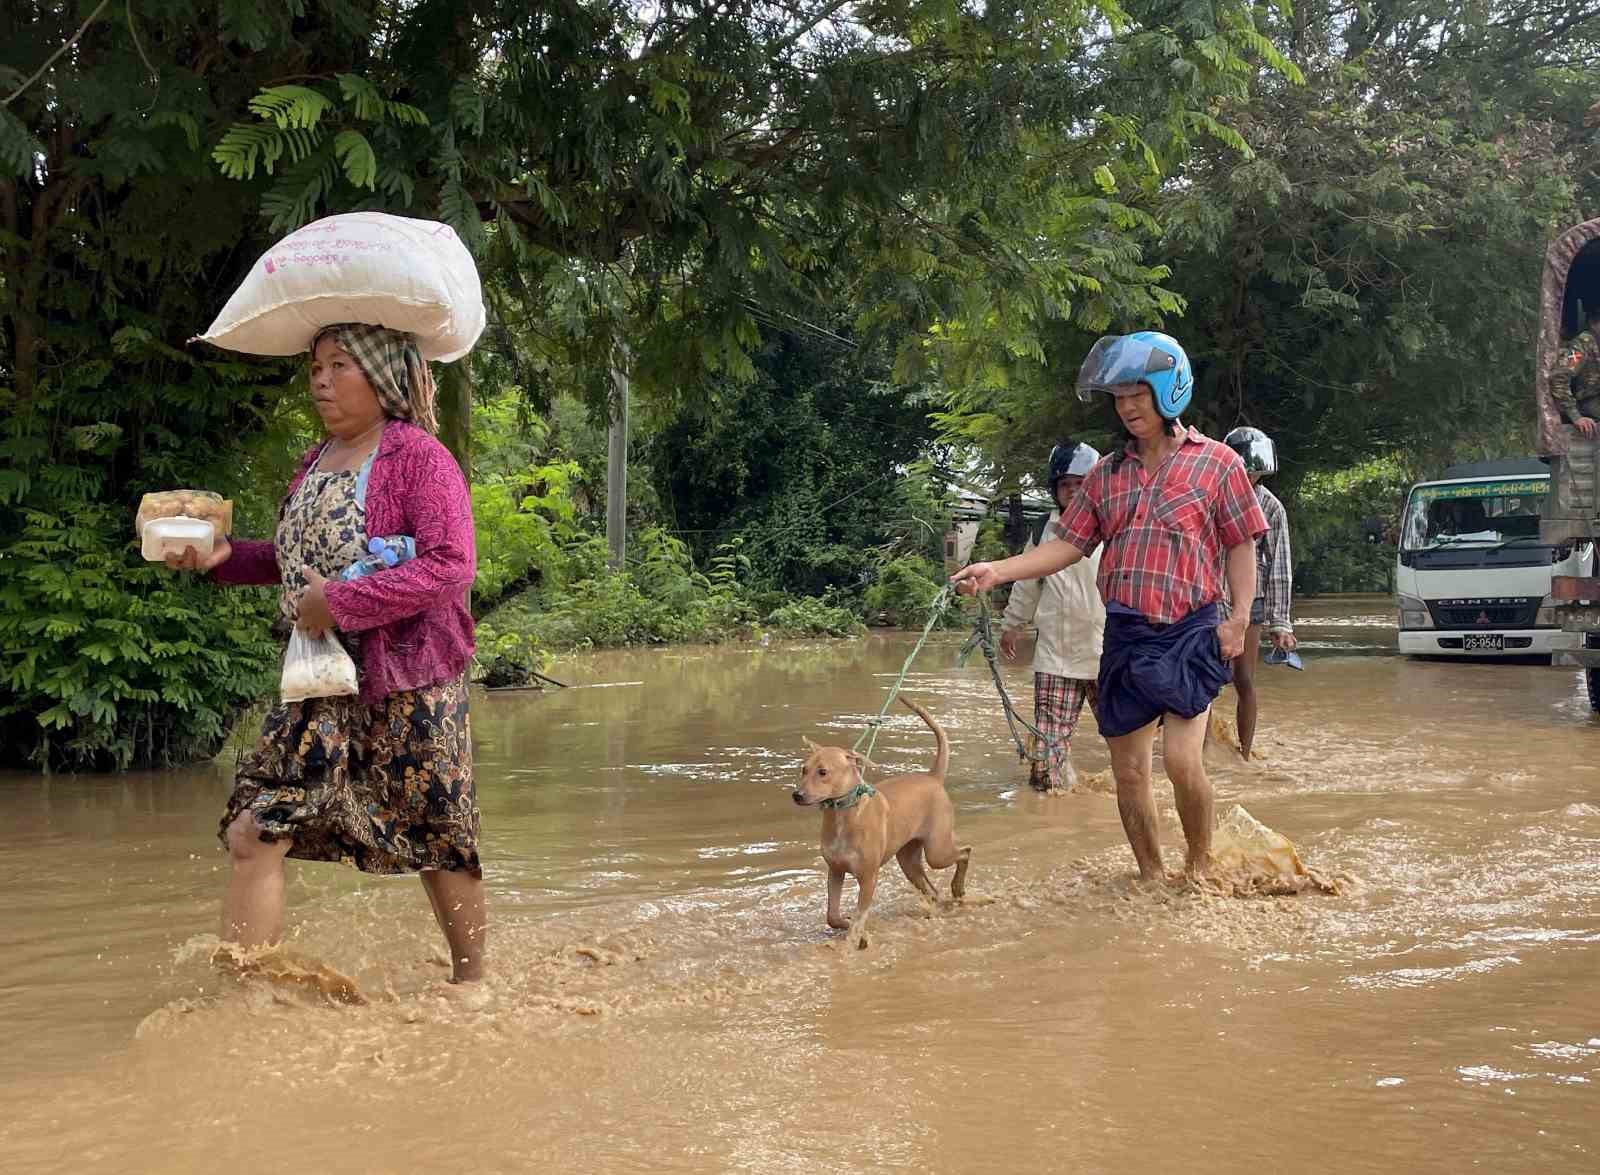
[951,540,1087,594]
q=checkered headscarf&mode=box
[312,323,439,435]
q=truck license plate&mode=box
[1464,633,1505,652]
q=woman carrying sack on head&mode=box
[166,323,485,985]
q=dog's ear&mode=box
[849,751,878,776]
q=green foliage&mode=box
[190,0,1305,435]
[471,461,582,613]
[0,2,368,768]
[864,556,962,629]
[1159,4,1582,471]
[923,0,1599,527]
[648,330,940,595]
[765,595,868,638]
[0,107,42,175]
[474,526,730,652]
[1291,458,1410,595]
[474,524,871,668]
[0,498,281,770]
[544,571,685,648]
[213,73,431,231]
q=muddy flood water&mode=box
[2,594,1597,1172]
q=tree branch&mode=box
[769,0,858,57]
[2,0,113,107]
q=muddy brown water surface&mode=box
[3,595,1598,1172]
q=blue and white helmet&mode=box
[1074,331,1194,420]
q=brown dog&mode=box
[793,697,971,949]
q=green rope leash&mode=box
[853,583,958,761]
[959,593,1060,765]
[848,582,1063,769]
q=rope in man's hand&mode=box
[849,581,1060,768]
[959,593,1059,765]
[853,583,959,761]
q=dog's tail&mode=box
[899,697,948,779]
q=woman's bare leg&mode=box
[421,868,487,982]
[222,812,292,947]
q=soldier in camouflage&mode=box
[1548,303,1600,438]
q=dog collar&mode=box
[820,782,876,810]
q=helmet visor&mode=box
[1074,336,1178,403]
[1225,428,1277,474]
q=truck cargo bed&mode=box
[1541,428,1600,544]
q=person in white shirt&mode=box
[998,441,1107,791]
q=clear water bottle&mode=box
[340,535,417,581]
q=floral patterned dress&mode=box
[220,442,481,875]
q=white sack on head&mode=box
[195,212,485,362]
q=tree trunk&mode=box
[607,346,630,570]
[1005,492,1025,553]
[436,359,472,483]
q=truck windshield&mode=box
[1400,478,1549,552]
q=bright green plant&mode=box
[864,555,962,629]
[703,538,756,629]
[0,3,402,769]
[1292,457,1410,595]
[471,460,583,613]
[470,624,551,688]
[765,596,868,638]
[0,500,280,769]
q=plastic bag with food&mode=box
[280,629,359,703]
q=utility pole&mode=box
[606,344,630,570]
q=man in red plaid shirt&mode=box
[953,332,1267,882]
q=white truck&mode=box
[1396,460,1585,658]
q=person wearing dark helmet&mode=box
[951,332,1267,882]
[1220,427,1296,761]
[999,440,1105,793]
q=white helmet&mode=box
[1047,440,1101,492]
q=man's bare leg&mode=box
[1161,710,1215,877]
[1106,720,1163,881]
[1232,623,1262,759]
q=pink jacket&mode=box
[212,420,476,704]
